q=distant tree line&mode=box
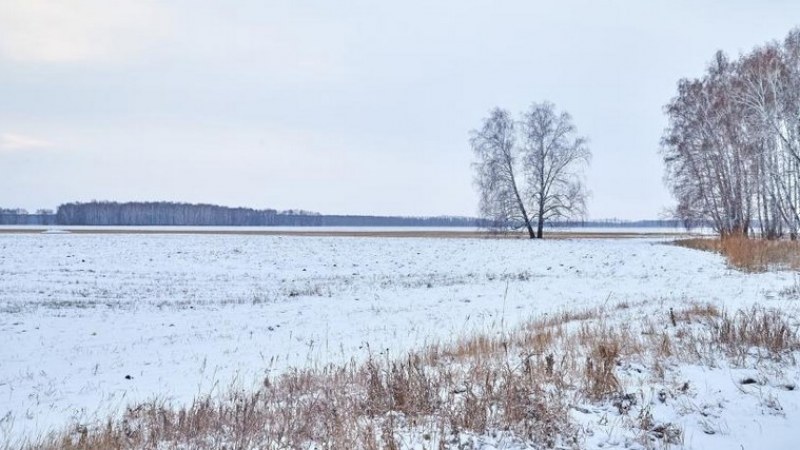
[0,202,484,227]
[54,202,318,226]
[0,208,57,225]
[662,28,800,239]
[1,202,692,229]
[546,219,699,229]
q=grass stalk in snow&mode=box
[675,237,800,272]
[23,302,800,450]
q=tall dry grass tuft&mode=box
[584,338,621,400]
[676,236,800,272]
[24,302,799,450]
[713,306,799,362]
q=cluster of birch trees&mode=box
[662,29,800,238]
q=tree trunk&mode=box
[517,200,534,238]
[536,215,544,239]
[536,189,546,239]
[525,221,535,239]
[510,175,535,239]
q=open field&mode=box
[1,233,798,448]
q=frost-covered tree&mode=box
[662,27,800,239]
[470,108,536,237]
[521,102,591,238]
[470,103,591,238]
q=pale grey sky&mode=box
[1,1,799,218]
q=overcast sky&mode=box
[1,1,799,218]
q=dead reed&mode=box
[676,236,800,272]
[24,302,798,450]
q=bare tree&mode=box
[521,102,591,238]
[470,108,536,237]
[662,53,758,237]
[662,28,800,239]
[470,103,591,238]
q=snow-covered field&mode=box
[1,233,798,447]
[0,225,707,235]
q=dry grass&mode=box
[712,306,799,363]
[671,303,720,324]
[675,236,800,272]
[22,302,799,450]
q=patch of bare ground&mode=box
[23,302,799,450]
[675,236,800,272]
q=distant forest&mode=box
[0,201,689,228]
[1,202,481,227]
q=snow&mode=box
[0,225,705,235]
[0,234,797,447]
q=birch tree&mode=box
[470,108,536,238]
[521,102,591,238]
[662,27,800,239]
[470,104,591,238]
